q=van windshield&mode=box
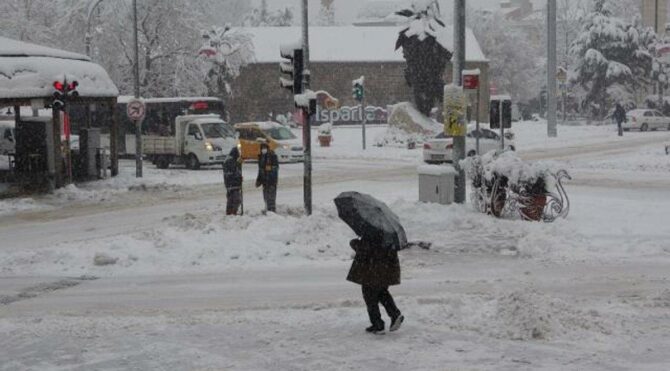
[267,126,296,140]
[201,122,235,139]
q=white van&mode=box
[143,114,237,169]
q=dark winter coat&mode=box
[257,150,279,186]
[613,105,627,124]
[347,239,401,287]
[223,156,243,189]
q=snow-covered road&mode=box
[2,123,670,370]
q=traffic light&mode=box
[352,76,365,102]
[52,79,79,111]
[279,47,304,95]
[490,97,512,129]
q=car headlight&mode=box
[205,142,221,151]
[282,144,290,150]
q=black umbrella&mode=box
[334,191,408,250]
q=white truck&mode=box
[144,114,237,169]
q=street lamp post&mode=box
[85,0,105,57]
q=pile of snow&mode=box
[374,126,423,148]
[388,102,441,134]
[425,290,611,341]
[6,189,669,278]
[375,102,440,148]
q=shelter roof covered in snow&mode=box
[243,26,487,64]
[0,36,119,101]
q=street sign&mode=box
[126,98,145,121]
[463,74,479,89]
[444,84,467,137]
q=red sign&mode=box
[126,98,146,121]
[463,74,479,90]
[190,101,209,111]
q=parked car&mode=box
[423,128,515,164]
[235,122,304,162]
[1,121,15,155]
[624,109,670,131]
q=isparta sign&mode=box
[316,105,392,125]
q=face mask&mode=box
[261,149,268,154]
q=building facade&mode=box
[228,26,490,125]
[641,0,668,35]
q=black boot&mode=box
[365,324,385,335]
[390,314,404,332]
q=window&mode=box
[3,129,12,140]
[482,129,499,140]
[654,111,665,117]
[266,126,296,140]
[435,132,451,139]
[644,111,653,117]
[188,124,202,139]
[201,122,235,139]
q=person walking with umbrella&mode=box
[334,192,406,335]
[256,139,279,213]
[223,147,243,215]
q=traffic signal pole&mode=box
[547,0,558,138]
[453,0,466,204]
[302,0,312,215]
[133,0,143,178]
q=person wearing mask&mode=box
[256,139,279,213]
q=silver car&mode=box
[624,109,670,132]
[423,128,515,164]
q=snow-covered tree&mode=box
[570,0,656,117]
[199,26,255,115]
[97,0,207,97]
[244,1,294,27]
[395,0,452,116]
[0,0,60,44]
[470,10,544,103]
[317,0,336,26]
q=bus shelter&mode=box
[0,36,119,191]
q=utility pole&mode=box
[547,0,558,137]
[302,0,312,215]
[133,0,142,177]
[453,0,466,204]
[85,0,104,57]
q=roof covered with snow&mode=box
[243,26,487,63]
[0,36,118,100]
[0,36,90,61]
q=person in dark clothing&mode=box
[256,140,279,213]
[613,103,627,137]
[347,237,404,335]
[223,147,243,215]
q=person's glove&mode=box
[256,180,261,188]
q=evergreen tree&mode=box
[570,0,656,118]
[394,0,452,116]
[317,0,336,26]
